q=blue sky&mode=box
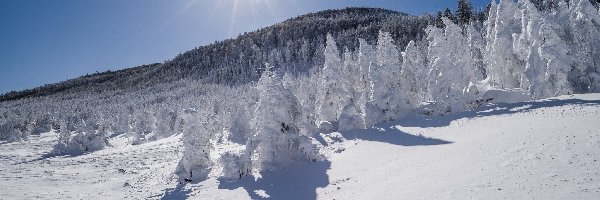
[0,0,491,94]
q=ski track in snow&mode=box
[2,94,600,199]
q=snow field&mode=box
[2,94,599,199]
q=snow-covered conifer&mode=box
[249,63,319,173]
[427,18,480,113]
[292,73,319,137]
[515,0,549,99]
[356,39,378,128]
[50,120,71,155]
[567,0,600,92]
[485,0,527,89]
[176,107,216,182]
[316,34,349,128]
[538,11,572,97]
[61,119,109,155]
[371,31,409,121]
[338,48,366,132]
[400,40,429,106]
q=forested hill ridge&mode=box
[0,7,432,102]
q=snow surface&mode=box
[2,94,600,199]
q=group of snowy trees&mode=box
[150,8,432,88]
[174,64,322,182]
[174,24,471,181]
[484,0,600,98]
[421,0,600,112]
[1,0,599,183]
[176,31,422,182]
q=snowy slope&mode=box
[319,94,600,199]
[2,93,600,199]
[0,133,184,199]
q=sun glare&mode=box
[204,0,278,36]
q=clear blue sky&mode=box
[0,0,491,94]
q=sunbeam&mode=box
[228,0,240,37]
[199,0,280,37]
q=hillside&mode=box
[2,93,599,199]
[0,7,431,102]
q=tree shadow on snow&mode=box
[398,98,600,128]
[40,150,88,159]
[218,161,331,200]
[341,126,452,146]
[160,184,192,200]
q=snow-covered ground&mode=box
[0,133,184,199]
[2,94,600,199]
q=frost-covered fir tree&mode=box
[338,48,367,132]
[482,0,600,98]
[249,63,319,173]
[316,34,350,130]
[567,0,600,92]
[176,107,216,182]
[538,4,572,97]
[427,18,480,114]
[0,120,26,142]
[509,0,578,98]
[356,38,378,128]
[485,0,527,89]
[371,31,410,121]
[400,40,429,105]
[218,151,251,180]
[515,0,550,99]
[287,72,319,137]
[55,118,110,155]
[50,120,70,155]
[465,23,486,82]
[154,107,178,139]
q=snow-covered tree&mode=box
[400,40,429,105]
[465,23,486,82]
[176,107,217,182]
[427,18,480,114]
[538,9,572,97]
[485,0,527,89]
[567,0,600,92]
[1,120,27,142]
[515,0,550,99]
[218,151,251,180]
[249,63,319,173]
[52,118,110,155]
[316,34,350,129]
[511,0,577,98]
[50,120,71,155]
[337,48,367,132]
[129,111,157,145]
[356,38,378,128]
[370,31,410,121]
[290,72,320,137]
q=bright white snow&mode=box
[1,93,599,199]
